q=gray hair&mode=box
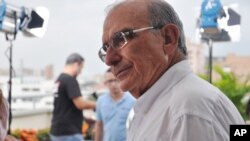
[106,0,187,55]
[65,53,84,65]
[147,0,187,55]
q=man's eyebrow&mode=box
[109,27,134,40]
[113,27,134,35]
[103,27,134,44]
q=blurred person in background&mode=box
[94,69,135,141]
[0,89,18,141]
[50,53,96,141]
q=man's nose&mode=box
[105,49,122,66]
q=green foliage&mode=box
[11,129,21,139]
[202,66,250,120]
[37,128,51,141]
[11,128,51,141]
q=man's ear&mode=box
[161,24,179,55]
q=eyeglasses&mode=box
[105,79,118,84]
[98,26,161,62]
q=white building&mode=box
[186,38,206,74]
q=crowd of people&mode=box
[1,0,250,141]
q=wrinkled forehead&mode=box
[103,2,150,42]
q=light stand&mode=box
[6,37,14,134]
[199,0,241,84]
[207,38,213,83]
[201,36,214,84]
[1,1,50,134]
[5,11,17,134]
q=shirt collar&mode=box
[134,60,193,114]
[108,92,128,104]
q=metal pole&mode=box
[7,40,13,134]
[5,11,17,135]
[208,39,213,83]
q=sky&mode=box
[0,0,249,78]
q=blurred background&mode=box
[0,0,250,140]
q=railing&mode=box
[11,93,54,129]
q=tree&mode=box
[200,66,250,120]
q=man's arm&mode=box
[94,121,103,141]
[72,96,96,110]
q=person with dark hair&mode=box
[50,53,96,141]
[98,0,244,141]
[94,69,135,141]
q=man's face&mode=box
[104,72,122,94]
[102,3,169,97]
[73,62,84,76]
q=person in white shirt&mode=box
[97,0,245,141]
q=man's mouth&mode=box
[114,66,132,80]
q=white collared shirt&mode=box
[127,60,244,141]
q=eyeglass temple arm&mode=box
[123,27,153,36]
[132,27,154,33]
[124,25,164,36]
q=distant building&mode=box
[43,64,54,80]
[21,68,39,76]
[0,68,8,76]
[214,53,250,78]
[186,39,206,74]
[0,64,54,81]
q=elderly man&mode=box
[98,0,245,141]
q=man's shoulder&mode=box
[166,74,244,122]
[171,73,220,102]
[56,73,77,85]
[58,73,74,80]
[166,74,221,113]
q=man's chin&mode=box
[119,79,131,92]
[119,78,141,98]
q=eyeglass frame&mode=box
[98,25,163,62]
[105,78,119,84]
